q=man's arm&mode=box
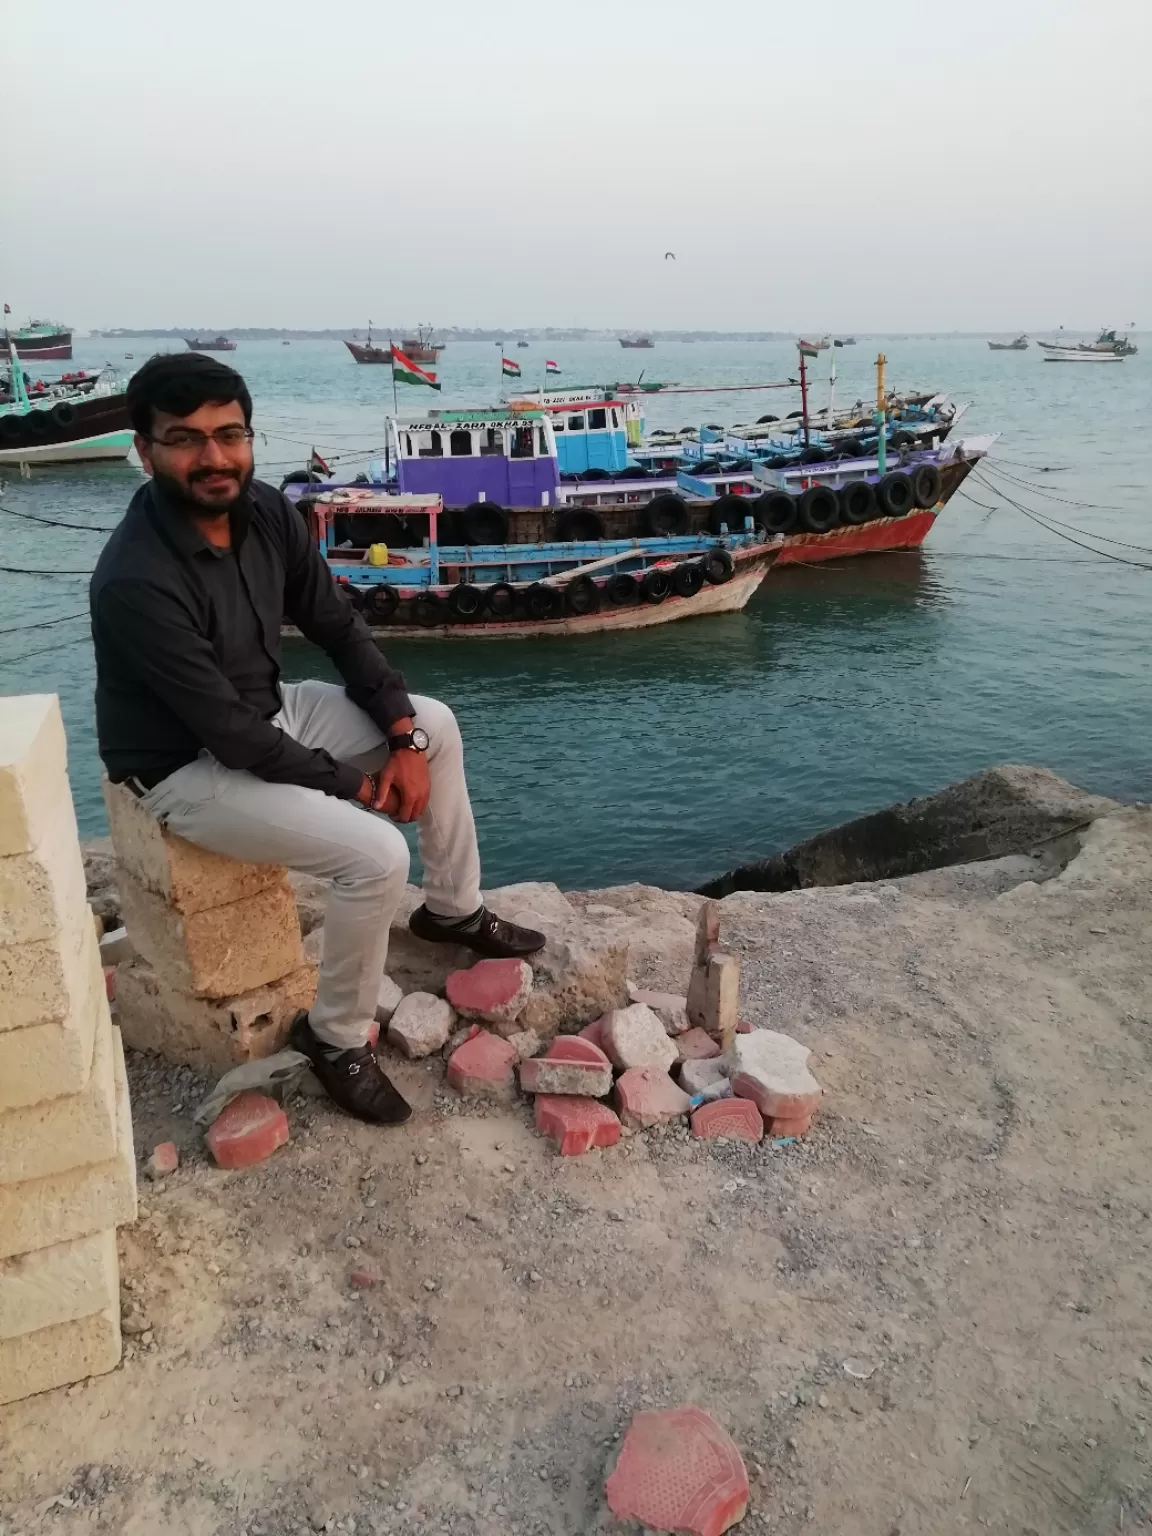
[280,494,414,734]
[95,580,365,798]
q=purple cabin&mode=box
[389,409,561,507]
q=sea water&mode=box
[1,335,1148,891]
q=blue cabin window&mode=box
[567,415,585,432]
[449,429,472,456]
[588,408,607,430]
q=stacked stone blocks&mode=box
[105,779,316,1068]
[0,696,137,1406]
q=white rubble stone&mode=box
[601,1004,679,1073]
[627,985,690,1036]
[723,1029,823,1118]
[506,1029,542,1061]
[386,992,454,1059]
[679,1057,732,1098]
[375,975,403,1026]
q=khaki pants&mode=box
[139,682,481,1049]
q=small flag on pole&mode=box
[391,344,441,390]
[501,356,522,377]
[798,341,819,359]
[545,359,561,375]
[308,447,331,478]
[3,303,9,315]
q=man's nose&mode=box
[200,435,231,468]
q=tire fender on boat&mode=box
[524,583,562,620]
[876,472,915,517]
[911,464,942,509]
[672,561,706,599]
[708,494,750,536]
[640,568,673,604]
[700,547,735,586]
[798,485,840,533]
[485,581,517,618]
[556,508,605,542]
[564,574,602,616]
[50,402,76,428]
[448,582,485,621]
[606,572,639,606]
[641,494,689,537]
[412,592,445,627]
[460,501,510,545]
[754,491,798,535]
[366,582,400,623]
[839,481,877,525]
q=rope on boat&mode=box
[0,608,89,636]
[971,472,1152,571]
[975,468,1152,554]
[0,502,119,533]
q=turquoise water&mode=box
[2,336,1149,890]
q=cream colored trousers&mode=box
[140,682,482,1049]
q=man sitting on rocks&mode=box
[90,353,544,1126]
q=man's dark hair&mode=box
[125,352,253,436]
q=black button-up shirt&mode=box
[90,478,413,798]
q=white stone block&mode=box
[0,695,69,857]
[0,1228,119,1341]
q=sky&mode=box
[2,0,1149,332]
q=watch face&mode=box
[411,727,430,751]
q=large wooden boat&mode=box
[0,346,132,466]
[4,320,72,360]
[184,335,237,352]
[619,336,654,349]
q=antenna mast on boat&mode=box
[875,353,887,475]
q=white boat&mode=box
[1042,348,1126,364]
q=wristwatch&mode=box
[387,727,430,753]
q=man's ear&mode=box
[134,434,154,475]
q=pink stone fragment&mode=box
[578,1017,607,1049]
[146,1141,179,1178]
[533,1095,621,1156]
[690,1098,763,1144]
[547,1035,611,1067]
[605,1404,749,1536]
[444,957,533,1031]
[677,1027,722,1061]
[615,1066,691,1131]
[726,1029,823,1120]
[446,1031,517,1101]
[205,1092,289,1170]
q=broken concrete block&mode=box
[0,695,69,858]
[375,975,403,1025]
[0,1229,119,1341]
[690,1098,763,1144]
[506,1028,542,1061]
[0,922,106,1111]
[627,985,690,1036]
[0,922,87,1035]
[0,1028,135,1260]
[679,1057,732,1100]
[444,957,532,1031]
[601,1003,678,1074]
[725,1029,823,1120]
[205,1092,289,1169]
[115,956,317,1069]
[533,1095,621,1156]
[0,1013,119,1185]
[117,869,305,1000]
[676,1027,722,1062]
[606,1404,749,1536]
[693,900,721,966]
[102,777,284,915]
[0,1302,121,1408]
[615,1067,691,1131]
[0,797,89,949]
[703,953,740,1049]
[519,1036,613,1097]
[503,906,628,1041]
[97,926,134,967]
[446,1031,517,1101]
[387,992,454,1059]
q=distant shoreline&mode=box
[83,328,1048,344]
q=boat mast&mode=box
[798,349,810,446]
[875,352,887,475]
[6,340,29,412]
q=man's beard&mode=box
[152,463,254,517]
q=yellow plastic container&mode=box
[367,544,389,567]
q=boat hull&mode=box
[0,429,134,465]
[0,391,133,464]
[1042,350,1125,363]
[774,508,937,565]
[345,341,392,364]
[8,334,72,360]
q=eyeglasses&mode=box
[147,427,255,451]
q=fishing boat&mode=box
[1042,348,1125,363]
[399,325,444,363]
[619,337,654,349]
[0,345,133,466]
[287,487,779,639]
[834,337,857,347]
[344,325,391,364]
[184,335,237,352]
[1037,328,1136,356]
[988,335,1029,351]
[516,340,530,349]
[3,320,72,360]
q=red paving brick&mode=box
[546,1035,611,1068]
[205,1092,289,1170]
[446,1030,517,1099]
[146,1141,179,1176]
[768,1111,815,1138]
[605,1404,749,1536]
[578,1017,607,1049]
[533,1095,621,1156]
[690,1098,763,1144]
[677,1027,722,1061]
[615,1066,691,1130]
[444,957,532,1026]
[103,966,117,1003]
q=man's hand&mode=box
[356,753,430,823]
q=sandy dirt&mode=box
[2,809,1151,1535]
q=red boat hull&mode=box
[11,337,72,360]
[774,509,937,564]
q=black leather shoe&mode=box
[408,903,546,959]
[290,1014,412,1126]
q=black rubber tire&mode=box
[756,414,780,424]
[485,581,517,618]
[280,469,325,488]
[412,592,445,627]
[691,459,721,477]
[578,467,610,482]
[889,430,914,450]
[839,481,876,525]
[728,457,754,473]
[26,411,53,436]
[616,464,651,479]
[708,494,750,536]
[564,574,602,616]
[605,573,639,606]
[764,455,789,469]
[798,446,828,465]
[911,464,943,509]
[51,402,76,428]
[555,508,605,542]
[642,494,689,537]
[672,561,705,599]
[700,546,735,585]
[524,583,562,621]
[755,491,798,535]
[876,472,915,517]
[640,568,672,604]
[798,485,840,533]
[837,437,866,459]
[365,582,399,623]
[460,501,509,545]
[0,415,24,441]
[448,582,486,621]
[787,410,803,419]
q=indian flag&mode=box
[545,359,561,374]
[501,356,521,377]
[391,344,441,390]
[797,340,820,359]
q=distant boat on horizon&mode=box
[619,336,654,349]
[185,335,237,352]
[988,335,1029,351]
